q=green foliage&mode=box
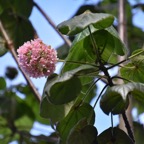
[1,0,144,143]
[57,102,95,143]
[120,49,144,83]
[67,119,98,144]
[57,11,114,36]
[100,82,144,115]
[97,127,133,144]
[0,0,35,49]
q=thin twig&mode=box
[33,1,71,47]
[0,21,41,102]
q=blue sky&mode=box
[0,0,144,142]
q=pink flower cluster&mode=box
[17,38,58,78]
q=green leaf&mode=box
[40,94,72,123]
[57,103,95,143]
[67,123,98,144]
[97,127,133,144]
[0,37,7,56]
[133,122,144,143]
[15,115,33,131]
[120,51,144,83]
[57,43,70,59]
[0,10,35,48]
[11,0,33,17]
[62,25,126,73]
[57,11,114,36]
[0,77,6,90]
[0,0,33,17]
[106,26,127,56]
[100,85,129,115]
[49,75,81,105]
[44,66,97,105]
[101,82,144,115]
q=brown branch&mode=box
[122,112,135,143]
[33,1,72,47]
[18,130,58,143]
[118,0,135,143]
[0,21,41,102]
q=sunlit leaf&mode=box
[97,127,133,144]
[57,103,95,143]
[57,11,114,36]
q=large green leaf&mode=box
[44,66,98,105]
[100,82,144,115]
[67,119,98,144]
[0,10,35,48]
[57,103,95,143]
[62,25,126,73]
[57,11,114,36]
[97,127,133,144]
[47,74,81,105]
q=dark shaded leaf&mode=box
[0,0,33,17]
[133,121,144,144]
[57,103,95,143]
[57,11,114,36]
[97,127,133,144]
[0,10,35,48]
[100,86,129,115]
[5,66,18,80]
[0,77,6,90]
[101,82,144,115]
[67,118,97,144]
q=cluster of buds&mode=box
[17,38,58,78]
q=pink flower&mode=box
[17,38,58,78]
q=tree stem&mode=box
[33,1,71,47]
[0,21,41,102]
[118,0,135,142]
[122,112,135,143]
